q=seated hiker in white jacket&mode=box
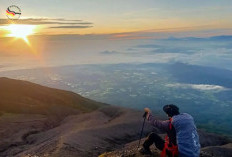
[140,104,201,157]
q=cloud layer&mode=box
[166,83,229,92]
[0,18,93,29]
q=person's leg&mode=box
[143,132,165,151]
[141,132,174,156]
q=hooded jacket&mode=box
[148,113,201,157]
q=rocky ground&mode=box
[0,106,151,157]
[1,106,231,157]
[100,137,232,157]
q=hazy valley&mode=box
[1,62,232,137]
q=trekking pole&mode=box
[137,112,147,149]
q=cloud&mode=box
[50,25,93,29]
[166,83,229,92]
[0,18,93,29]
[45,18,82,22]
[100,50,120,55]
[124,36,232,70]
[136,44,198,54]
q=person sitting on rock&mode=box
[139,104,200,157]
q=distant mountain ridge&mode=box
[166,35,232,41]
[166,62,232,88]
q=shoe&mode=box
[139,147,152,155]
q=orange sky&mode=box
[0,0,232,36]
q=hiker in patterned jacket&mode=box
[140,104,200,157]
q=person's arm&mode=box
[144,108,169,132]
[147,114,169,132]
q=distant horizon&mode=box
[1,33,232,72]
[0,0,232,73]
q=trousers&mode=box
[143,132,178,157]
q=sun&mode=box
[5,24,36,44]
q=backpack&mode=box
[161,118,178,157]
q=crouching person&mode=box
[140,104,200,157]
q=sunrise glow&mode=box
[5,24,36,44]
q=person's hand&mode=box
[144,108,151,113]
[144,108,151,119]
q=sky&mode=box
[0,0,232,71]
[0,0,232,35]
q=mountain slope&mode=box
[0,78,231,157]
[0,106,149,157]
[0,78,148,156]
[0,77,105,115]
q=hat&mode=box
[163,104,179,117]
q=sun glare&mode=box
[5,24,36,44]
